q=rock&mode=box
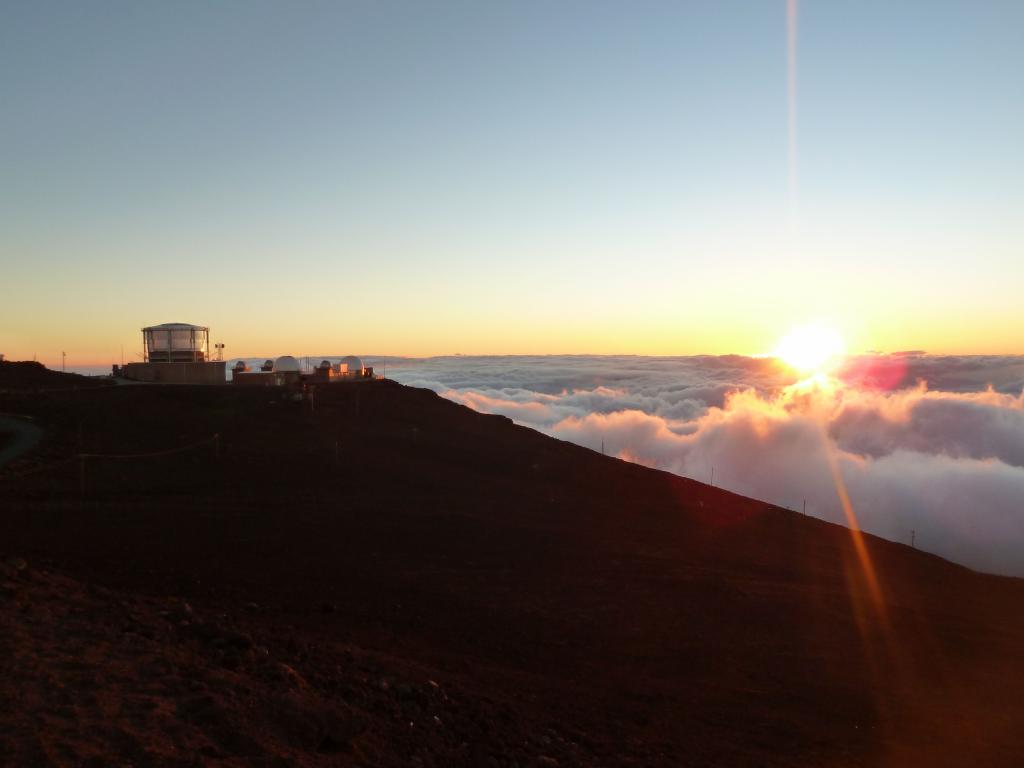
[267,695,322,748]
[190,621,219,642]
[317,715,366,753]
[276,663,308,689]
[220,650,242,670]
[400,699,420,720]
[165,601,194,623]
[177,693,221,725]
[215,631,254,651]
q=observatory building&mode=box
[306,356,367,381]
[116,323,226,384]
[232,355,304,386]
[143,323,210,362]
[231,355,375,386]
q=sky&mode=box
[2,1,1022,365]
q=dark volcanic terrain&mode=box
[2,362,1023,766]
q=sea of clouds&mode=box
[377,353,1024,577]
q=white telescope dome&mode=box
[273,355,300,373]
[340,355,363,373]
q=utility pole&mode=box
[62,351,66,372]
[911,530,916,549]
[802,499,806,515]
[601,438,605,455]
[710,466,715,487]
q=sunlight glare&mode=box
[774,324,846,374]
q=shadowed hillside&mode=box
[0,361,111,392]
[2,372,1023,766]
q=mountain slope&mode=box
[2,376,1023,766]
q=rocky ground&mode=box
[0,555,586,767]
[2,365,1024,766]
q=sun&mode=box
[773,324,846,374]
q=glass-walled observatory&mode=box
[142,323,210,363]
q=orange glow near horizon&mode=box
[4,310,1022,372]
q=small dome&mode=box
[319,360,332,369]
[340,355,363,373]
[232,361,248,372]
[273,355,300,373]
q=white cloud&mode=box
[387,354,1024,576]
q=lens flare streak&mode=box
[818,421,889,630]
[787,0,799,231]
